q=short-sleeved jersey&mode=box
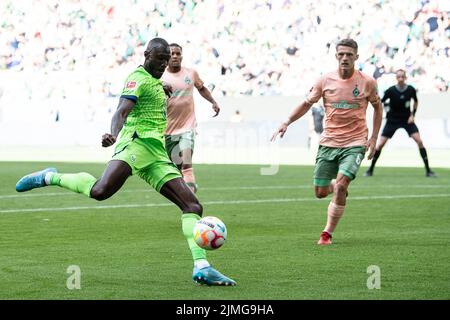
[306,70,380,148]
[160,67,204,135]
[119,66,167,142]
[381,85,417,122]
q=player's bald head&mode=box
[143,37,171,79]
[146,38,170,53]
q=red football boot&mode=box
[317,231,332,245]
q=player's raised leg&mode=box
[314,147,338,199]
[160,177,236,286]
[15,160,131,201]
[315,184,332,199]
[15,167,58,192]
[315,179,348,199]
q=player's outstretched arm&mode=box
[197,85,220,117]
[102,98,136,147]
[271,100,313,141]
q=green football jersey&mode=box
[119,66,167,141]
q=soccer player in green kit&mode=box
[15,38,236,286]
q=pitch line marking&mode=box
[0,193,448,214]
[1,184,448,199]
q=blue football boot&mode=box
[15,168,57,192]
[192,266,236,286]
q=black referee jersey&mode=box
[381,85,418,122]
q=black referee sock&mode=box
[419,147,431,173]
[368,149,382,172]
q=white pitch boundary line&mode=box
[0,193,448,214]
[1,184,449,199]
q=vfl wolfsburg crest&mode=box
[184,76,192,85]
[353,85,360,97]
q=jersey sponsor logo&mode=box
[126,81,137,89]
[331,100,359,109]
[171,89,193,97]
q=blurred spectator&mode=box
[0,0,448,123]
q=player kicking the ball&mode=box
[15,38,235,286]
[271,39,383,245]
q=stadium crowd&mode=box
[0,0,448,121]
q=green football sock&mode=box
[182,213,207,262]
[50,172,97,198]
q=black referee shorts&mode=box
[381,120,419,138]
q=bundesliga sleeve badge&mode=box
[126,81,137,89]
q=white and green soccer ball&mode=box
[193,216,227,250]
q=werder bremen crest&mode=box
[184,76,192,85]
[353,84,360,97]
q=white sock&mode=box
[194,259,210,269]
[44,172,54,185]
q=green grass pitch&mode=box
[0,162,449,299]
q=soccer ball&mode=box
[193,216,227,250]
